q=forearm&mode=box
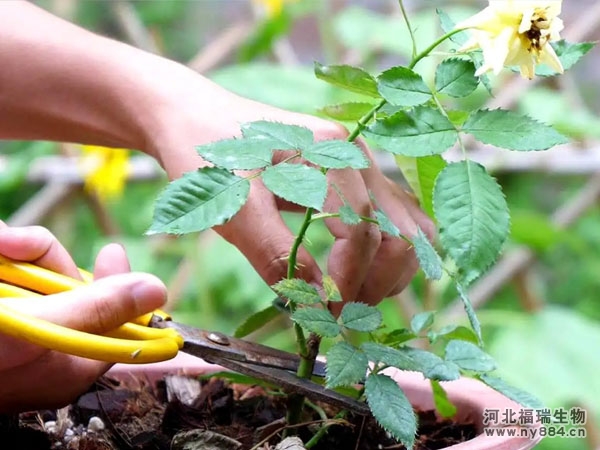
[0,2,233,165]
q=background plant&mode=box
[2,1,599,449]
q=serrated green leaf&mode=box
[234,305,281,338]
[412,228,443,280]
[292,308,341,337]
[319,102,377,121]
[469,52,493,94]
[434,161,509,284]
[410,311,435,334]
[363,106,458,156]
[323,275,342,302]
[362,342,414,369]
[378,102,405,117]
[241,120,313,150]
[463,109,568,151]
[445,340,496,372]
[456,283,483,345]
[520,87,600,140]
[377,66,432,106]
[339,204,361,225]
[195,138,274,170]
[314,62,380,98]
[446,110,470,127]
[149,167,250,235]
[435,58,479,98]
[394,154,446,218]
[401,347,461,381]
[534,40,595,77]
[261,163,327,210]
[430,380,457,418]
[436,8,468,46]
[479,374,545,410]
[326,342,368,388]
[375,209,400,237]
[365,374,416,449]
[362,342,459,381]
[340,302,382,332]
[272,278,321,305]
[428,325,480,345]
[552,40,595,71]
[436,9,492,93]
[380,328,416,347]
[303,140,369,169]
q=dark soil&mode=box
[0,375,477,450]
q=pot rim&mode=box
[108,353,542,450]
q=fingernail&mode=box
[131,276,167,311]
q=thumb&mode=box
[3,273,167,334]
[215,182,323,289]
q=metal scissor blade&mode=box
[152,317,326,377]
[202,353,369,415]
[150,317,368,413]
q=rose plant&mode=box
[148,1,592,448]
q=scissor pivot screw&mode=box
[207,332,230,346]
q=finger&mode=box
[215,180,322,289]
[2,273,167,334]
[0,226,81,279]
[93,243,131,279]
[323,168,381,307]
[356,142,435,303]
[356,236,420,304]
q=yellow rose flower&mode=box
[79,145,129,202]
[456,1,564,79]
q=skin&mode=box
[0,2,434,410]
[0,222,168,412]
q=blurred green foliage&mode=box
[2,2,599,448]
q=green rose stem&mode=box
[285,208,317,428]
[398,0,418,61]
[283,25,464,432]
[346,26,465,144]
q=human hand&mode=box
[145,84,434,307]
[0,2,432,307]
[0,223,167,412]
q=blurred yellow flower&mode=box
[252,0,297,18]
[79,145,129,202]
[456,1,564,79]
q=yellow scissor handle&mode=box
[0,255,182,364]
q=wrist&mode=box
[138,70,267,178]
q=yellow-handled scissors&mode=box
[0,255,368,413]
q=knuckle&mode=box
[321,122,349,140]
[30,226,56,245]
[89,284,133,333]
[381,236,411,261]
[354,198,374,218]
[363,223,382,248]
[387,283,406,298]
[260,252,290,285]
[310,120,350,142]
